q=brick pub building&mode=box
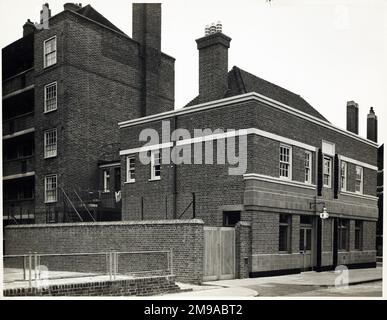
[118,26,380,277]
[2,3,174,225]
[2,3,381,282]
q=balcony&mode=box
[3,199,35,224]
[3,156,35,178]
[3,112,34,138]
[2,68,34,97]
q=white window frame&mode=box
[323,156,332,188]
[126,156,135,183]
[44,174,57,203]
[279,144,292,180]
[44,82,57,113]
[44,128,57,159]
[103,169,110,192]
[43,36,57,68]
[150,150,161,181]
[340,161,347,192]
[304,151,312,184]
[355,166,363,194]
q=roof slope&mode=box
[185,66,329,122]
[76,5,126,35]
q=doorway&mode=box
[300,216,313,271]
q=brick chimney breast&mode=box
[196,32,232,104]
[346,100,359,134]
[23,19,36,37]
[367,107,378,143]
[64,3,82,12]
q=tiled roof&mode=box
[77,5,126,35]
[184,66,329,122]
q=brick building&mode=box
[118,27,380,277]
[2,3,174,225]
[376,144,383,257]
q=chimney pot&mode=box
[64,3,82,11]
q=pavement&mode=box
[161,267,383,298]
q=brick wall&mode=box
[235,221,251,278]
[3,275,180,297]
[4,220,204,283]
[120,98,377,228]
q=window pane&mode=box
[279,226,288,251]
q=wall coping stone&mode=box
[5,219,205,229]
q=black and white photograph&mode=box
[0,0,385,306]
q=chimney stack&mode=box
[131,4,174,116]
[40,3,52,24]
[346,101,359,134]
[196,23,231,103]
[132,3,161,51]
[367,107,378,143]
[23,19,36,37]
[64,3,82,12]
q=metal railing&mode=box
[3,250,173,289]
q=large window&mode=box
[279,145,292,179]
[340,161,347,191]
[44,36,57,68]
[338,219,349,251]
[355,220,363,250]
[279,214,291,252]
[150,150,161,180]
[44,128,57,158]
[355,166,363,194]
[323,156,332,188]
[44,82,57,113]
[45,174,57,203]
[126,156,135,183]
[304,151,312,184]
[103,169,110,192]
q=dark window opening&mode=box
[223,211,240,227]
[338,219,349,251]
[114,167,121,191]
[279,214,291,252]
[355,220,363,250]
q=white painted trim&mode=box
[44,128,57,159]
[2,85,35,100]
[304,150,312,184]
[340,190,378,201]
[43,36,57,69]
[125,156,136,183]
[340,160,348,192]
[279,144,292,180]
[3,171,35,181]
[355,165,364,194]
[119,128,317,156]
[247,128,317,152]
[118,92,378,148]
[323,156,332,189]
[44,174,58,204]
[243,173,316,190]
[3,128,35,140]
[119,142,173,156]
[44,81,58,113]
[99,162,121,168]
[339,155,378,171]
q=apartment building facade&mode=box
[2,3,174,225]
[118,29,379,276]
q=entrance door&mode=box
[299,226,313,271]
[203,227,235,281]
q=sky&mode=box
[1,0,386,144]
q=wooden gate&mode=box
[203,227,235,281]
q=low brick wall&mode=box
[4,275,180,297]
[4,220,204,284]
